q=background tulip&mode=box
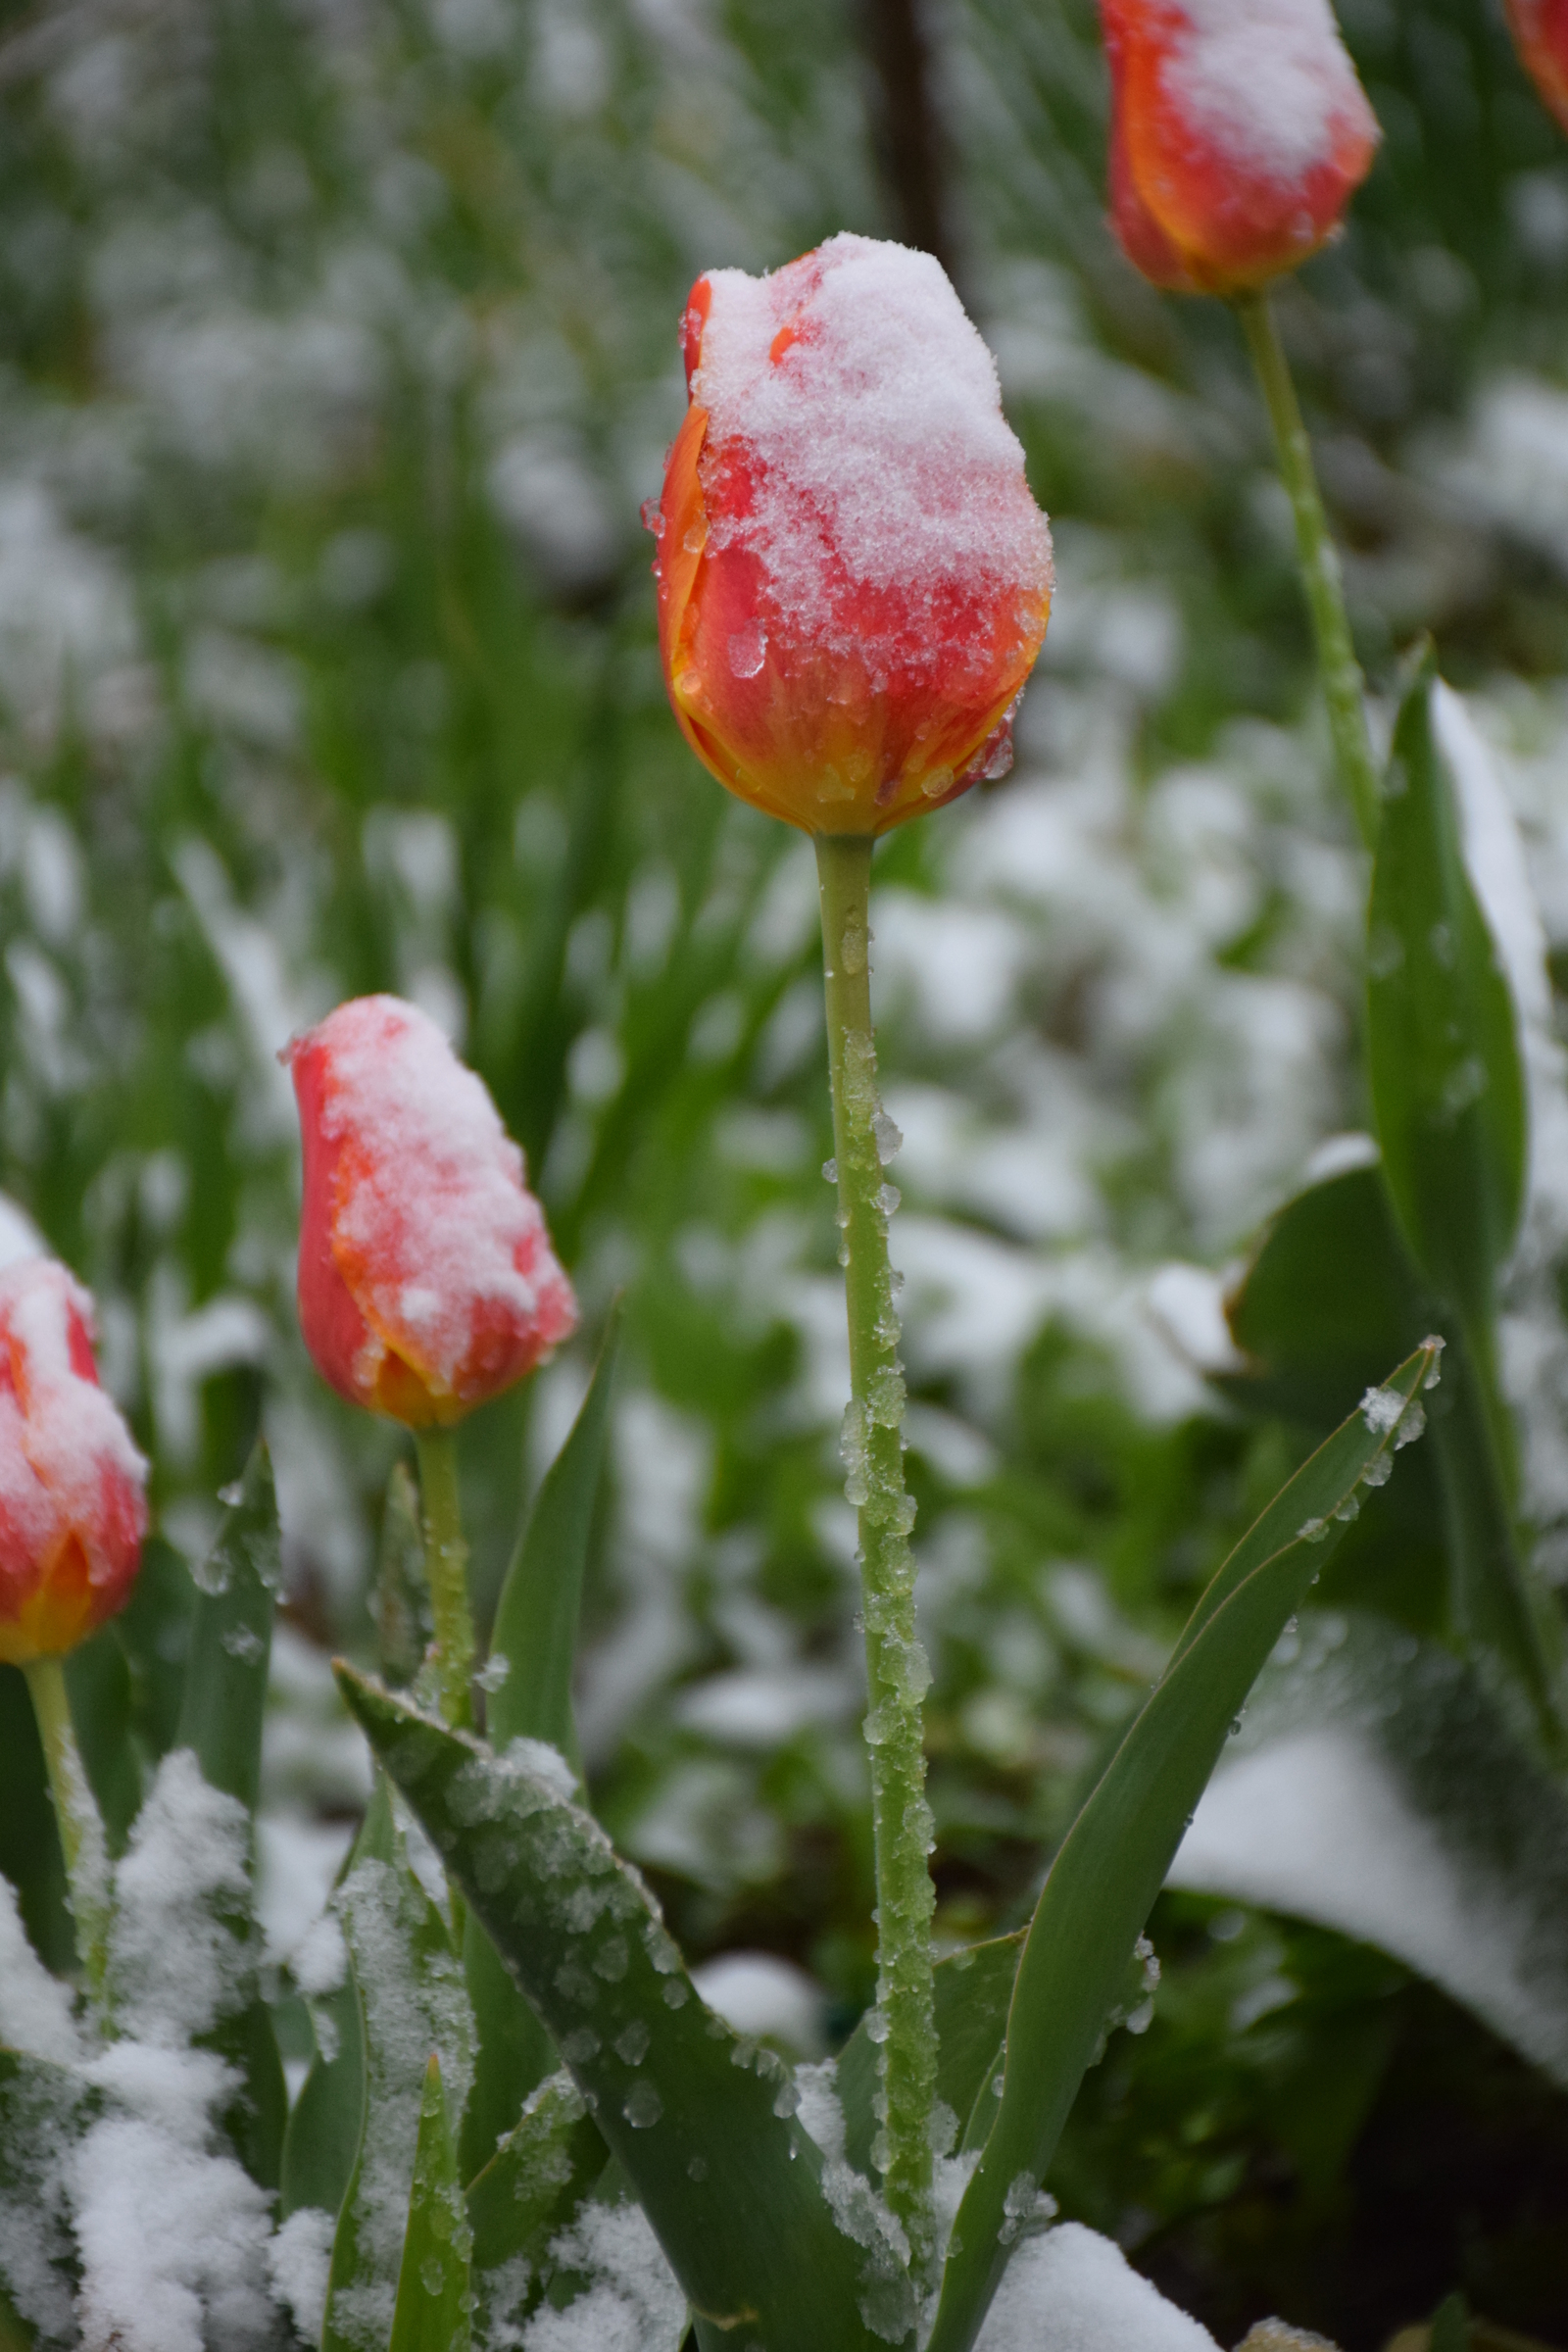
[286,994,576,1428]
[0,1256,148,1665]
[651,232,1053,838]
[1505,0,1568,135]
[1101,0,1380,294]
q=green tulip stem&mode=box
[415,1425,475,1731]
[815,830,938,2277]
[24,1653,112,2009]
[1236,288,1381,852]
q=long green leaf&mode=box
[837,1936,1022,2180]
[459,1305,621,2180]
[468,2069,606,2341]
[336,1669,898,2352]
[177,1442,281,1814]
[487,1298,621,1768]
[388,2055,471,2352]
[172,1442,287,2189]
[925,1341,1441,2352]
[1367,661,1525,1334]
[321,1776,475,2352]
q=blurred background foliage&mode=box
[1,0,1568,2339]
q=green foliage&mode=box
[927,1343,1442,2352]
[1369,663,1527,1330]
[389,2056,472,2352]
[466,2072,607,2340]
[338,1666,897,2352]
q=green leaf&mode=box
[1221,1161,1559,1738]
[64,1627,141,1855]
[467,2068,605,2342]
[459,1303,621,2180]
[174,1441,287,2191]
[837,1935,1022,2180]
[1367,662,1526,1332]
[1220,1161,1433,1430]
[388,2054,471,2352]
[1167,1607,1568,2088]
[321,1775,475,2352]
[925,1342,1441,2352]
[487,1298,621,1768]
[281,1969,366,2222]
[109,1536,196,1765]
[0,1670,72,1978]
[337,1669,898,2352]
[177,1442,281,1815]
[374,1462,431,1690]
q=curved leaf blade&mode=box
[925,1342,1442,2352]
[336,1671,896,2352]
[388,2055,471,2352]
[1368,664,1526,1329]
[468,2069,605,2342]
[460,1305,621,2179]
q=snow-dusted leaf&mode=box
[459,1308,622,2179]
[387,2054,470,2352]
[1169,1607,1568,2088]
[320,1776,475,2352]
[0,2046,96,2350]
[467,2068,606,2341]
[926,1343,1441,2352]
[170,1443,287,2188]
[336,1668,897,2352]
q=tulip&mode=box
[649,232,1053,838]
[0,1257,148,1665]
[1101,0,1380,295]
[1505,0,1568,135]
[285,995,577,1429]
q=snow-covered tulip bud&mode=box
[1100,0,1380,295]
[1505,0,1568,136]
[0,1258,148,1665]
[647,233,1053,837]
[285,996,577,1428]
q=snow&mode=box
[693,234,1052,674]
[61,1749,279,2352]
[284,992,576,1397]
[0,1871,83,2064]
[1169,1613,1568,2084]
[689,1950,827,2055]
[268,2205,335,2345]
[0,1189,45,1273]
[1161,0,1376,181]
[521,2201,687,2352]
[974,2223,1218,2350]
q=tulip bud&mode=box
[649,232,1053,837]
[285,996,577,1427]
[0,1258,148,1665]
[1505,0,1568,135]
[1100,0,1380,295]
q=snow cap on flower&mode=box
[650,232,1053,837]
[1505,1,1568,135]
[285,995,577,1427]
[0,1256,148,1664]
[1101,0,1380,295]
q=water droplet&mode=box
[688,2154,709,2181]
[624,2081,662,2130]
[727,623,767,679]
[822,1156,837,1183]
[919,763,956,801]
[614,2019,651,2065]
[639,497,663,536]
[872,1110,902,1165]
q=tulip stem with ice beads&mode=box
[1236,290,1381,853]
[815,831,938,2275]
[24,1653,113,2007]
[415,1425,476,1730]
